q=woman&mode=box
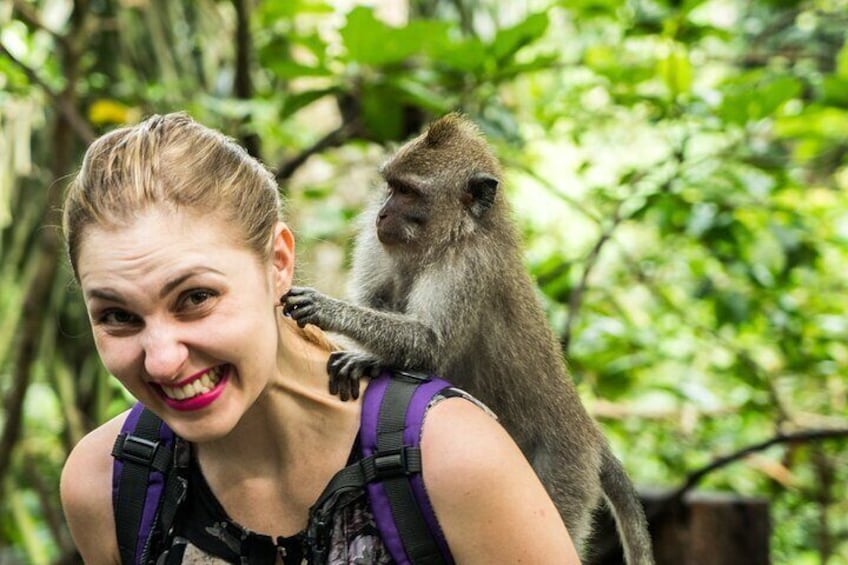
[59,113,580,564]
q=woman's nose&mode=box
[141,322,188,381]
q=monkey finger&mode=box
[337,361,359,401]
[281,299,300,316]
[284,286,311,297]
[328,368,340,396]
[282,295,314,310]
[288,304,317,323]
[335,372,352,401]
[328,353,349,399]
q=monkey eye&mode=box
[389,182,416,196]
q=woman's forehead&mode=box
[76,207,253,284]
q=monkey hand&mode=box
[327,350,383,401]
[281,286,341,331]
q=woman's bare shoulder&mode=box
[61,410,130,565]
[420,397,580,564]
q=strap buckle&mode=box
[365,446,421,482]
[113,432,161,467]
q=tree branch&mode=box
[274,122,358,182]
[0,231,61,490]
[0,0,90,505]
[670,428,848,501]
[617,426,848,565]
[23,456,66,552]
[12,0,69,49]
[561,203,624,353]
[232,0,260,158]
[0,42,95,144]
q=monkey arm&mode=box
[282,286,447,372]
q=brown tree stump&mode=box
[587,489,771,565]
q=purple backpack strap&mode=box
[361,370,455,565]
[111,402,177,564]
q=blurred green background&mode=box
[1,0,847,562]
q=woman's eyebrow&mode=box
[85,267,226,303]
[86,288,125,304]
[159,268,225,298]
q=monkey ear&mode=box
[465,172,499,218]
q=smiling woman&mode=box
[58,113,580,565]
[72,203,293,444]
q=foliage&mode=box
[1,0,846,563]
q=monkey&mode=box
[282,113,654,564]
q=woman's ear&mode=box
[270,222,295,297]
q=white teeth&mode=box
[161,366,224,401]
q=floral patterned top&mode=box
[154,440,393,565]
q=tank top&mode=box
[155,436,394,565]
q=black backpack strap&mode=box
[309,370,455,565]
[112,403,186,564]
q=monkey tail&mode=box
[599,448,655,565]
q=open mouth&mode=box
[158,365,230,411]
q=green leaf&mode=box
[258,33,334,79]
[341,7,451,66]
[490,12,549,63]
[837,39,848,78]
[360,83,406,141]
[657,42,692,97]
[280,87,340,120]
[563,0,623,19]
[714,290,751,326]
[719,74,802,124]
[426,35,488,73]
[256,0,332,21]
[390,76,454,114]
[265,59,333,80]
[491,54,561,82]
[821,76,848,108]
[775,106,848,140]
[583,45,655,86]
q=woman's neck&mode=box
[195,319,361,481]
[190,321,363,536]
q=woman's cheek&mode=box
[94,337,138,385]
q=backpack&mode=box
[111,370,457,565]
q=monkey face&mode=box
[372,113,505,255]
[375,182,432,247]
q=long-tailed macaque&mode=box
[283,113,654,564]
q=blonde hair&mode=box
[63,112,337,351]
[63,112,280,274]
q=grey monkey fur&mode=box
[283,113,654,564]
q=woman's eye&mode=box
[98,309,140,326]
[180,289,217,308]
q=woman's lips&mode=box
[158,365,230,412]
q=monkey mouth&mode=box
[377,225,417,246]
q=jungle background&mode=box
[1,0,847,562]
